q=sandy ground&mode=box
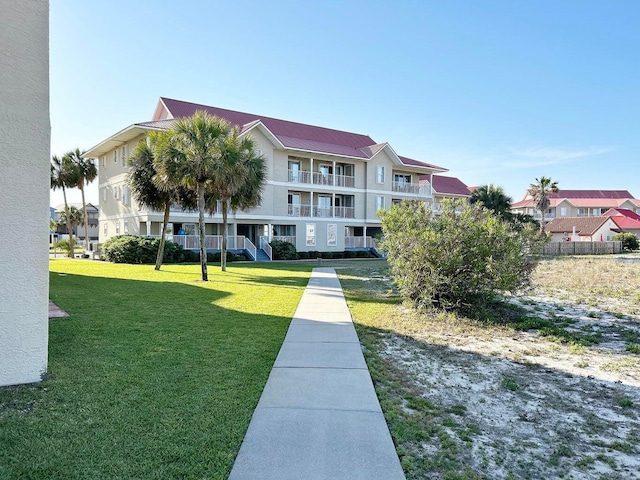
[366,260,640,479]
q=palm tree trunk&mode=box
[197,182,208,281]
[62,186,74,258]
[221,200,228,272]
[540,210,545,234]
[155,202,171,271]
[80,183,90,250]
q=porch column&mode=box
[146,220,150,236]
[332,160,336,186]
[364,225,368,248]
[310,191,314,217]
[268,223,272,242]
[310,158,314,184]
[332,192,336,217]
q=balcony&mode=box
[288,204,355,219]
[392,181,430,196]
[288,169,355,188]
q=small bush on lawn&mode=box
[612,232,639,252]
[102,235,186,264]
[206,251,238,263]
[53,238,76,254]
[379,199,547,312]
[270,240,298,260]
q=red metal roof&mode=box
[547,190,635,199]
[602,208,640,230]
[156,98,446,170]
[424,175,471,196]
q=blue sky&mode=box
[50,0,639,207]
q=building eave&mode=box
[83,123,167,159]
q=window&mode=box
[115,222,120,235]
[121,146,126,167]
[103,222,107,236]
[103,187,107,202]
[288,161,301,183]
[560,207,567,216]
[317,196,331,217]
[122,185,129,206]
[123,221,129,234]
[327,224,337,247]
[306,223,316,247]
[183,224,196,235]
[113,149,118,163]
[376,195,385,211]
[376,166,385,184]
[100,156,105,167]
[394,174,411,185]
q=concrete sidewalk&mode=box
[229,267,405,480]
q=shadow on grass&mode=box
[0,269,301,480]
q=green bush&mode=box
[379,199,547,312]
[102,236,186,264]
[53,238,76,254]
[206,251,238,263]
[612,232,639,251]
[270,240,298,260]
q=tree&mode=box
[154,111,231,281]
[206,128,267,271]
[51,154,80,257]
[612,232,639,251]
[528,177,559,232]
[469,184,513,220]
[127,135,196,270]
[65,148,97,249]
[379,199,546,312]
[58,206,84,255]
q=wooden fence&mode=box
[541,241,622,256]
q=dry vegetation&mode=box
[339,255,640,480]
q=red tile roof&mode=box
[156,97,446,170]
[602,208,640,230]
[423,175,471,196]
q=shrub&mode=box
[102,235,186,264]
[270,240,298,260]
[206,251,238,263]
[612,232,639,251]
[53,238,76,254]
[379,199,547,312]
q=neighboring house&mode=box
[83,97,448,257]
[512,190,640,223]
[420,174,471,210]
[602,208,640,238]
[54,203,100,244]
[544,216,620,242]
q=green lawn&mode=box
[0,260,311,479]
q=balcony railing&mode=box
[392,181,431,196]
[151,235,246,250]
[288,169,355,188]
[345,236,375,248]
[288,204,355,218]
[271,235,296,244]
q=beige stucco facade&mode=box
[0,0,50,386]
[91,112,439,255]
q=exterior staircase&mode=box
[254,248,271,262]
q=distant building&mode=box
[53,203,99,244]
[512,190,640,223]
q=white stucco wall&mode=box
[0,0,50,386]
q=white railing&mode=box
[334,175,355,188]
[288,169,355,188]
[313,205,333,217]
[259,236,272,261]
[272,235,296,244]
[345,236,374,248]
[288,169,312,184]
[392,181,432,196]
[244,237,257,260]
[334,206,355,218]
[288,204,312,217]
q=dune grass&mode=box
[0,260,311,479]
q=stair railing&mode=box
[243,237,257,261]
[259,236,273,261]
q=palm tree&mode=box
[154,111,231,281]
[528,177,559,232]
[127,135,197,270]
[469,184,513,220]
[65,149,97,249]
[51,155,80,257]
[207,129,267,271]
[57,206,84,255]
